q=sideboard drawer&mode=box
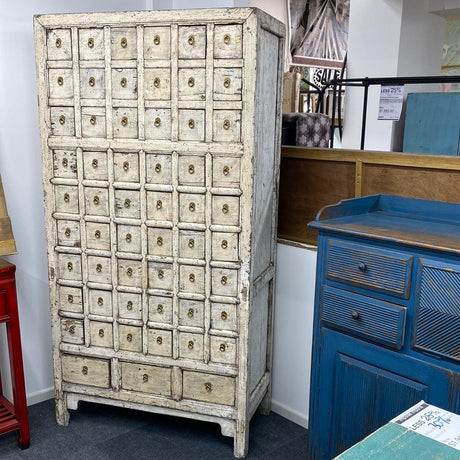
[182,371,235,406]
[62,355,110,388]
[321,285,407,349]
[325,239,413,299]
[121,362,171,396]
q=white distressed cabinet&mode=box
[34,8,284,457]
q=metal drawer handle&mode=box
[188,238,195,248]
[156,199,163,210]
[143,373,149,383]
[89,77,95,87]
[127,267,133,277]
[358,262,367,272]
[93,195,100,205]
[188,76,195,87]
[221,240,228,249]
[127,333,133,342]
[187,308,194,318]
[189,202,196,212]
[63,193,70,203]
[156,336,163,345]
[222,165,230,176]
[223,34,231,44]
[188,35,195,46]
[123,161,129,171]
[92,158,98,168]
[154,117,161,128]
[124,198,131,208]
[158,269,164,279]
[65,227,71,237]
[219,343,226,352]
[221,276,228,285]
[189,273,195,283]
[153,77,161,88]
[204,382,212,392]
[82,365,88,375]
[155,163,162,173]
[96,263,102,273]
[222,204,229,214]
[121,116,128,127]
[68,325,75,335]
[67,294,74,304]
[127,301,133,311]
[57,76,64,86]
[120,77,127,88]
[188,164,195,174]
[223,119,230,130]
[223,77,231,89]
[62,158,68,167]
[99,328,105,337]
[188,340,194,350]
[188,119,195,129]
[59,115,66,125]
[120,37,128,48]
[55,37,62,48]
[124,233,132,243]
[221,311,227,321]
[98,297,104,306]
[153,35,160,46]
[157,304,164,314]
[157,236,163,246]
[94,229,101,239]
[67,262,73,272]
[351,310,360,320]
[90,115,97,125]
[88,37,94,48]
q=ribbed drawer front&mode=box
[321,285,406,349]
[414,259,460,362]
[325,239,413,299]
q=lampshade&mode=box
[0,175,17,256]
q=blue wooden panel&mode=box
[321,285,406,349]
[403,92,460,156]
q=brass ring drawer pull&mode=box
[67,294,74,303]
[57,76,64,86]
[156,199,163,210]
[96,263,102,273]
[188,77,195,87]
[55,38,62,48]
[205,382,212,392]
[188,164,195,174]
[59,115,66,125]
[222,166,230,176]
[67,262,73,271]
[188,340,194,349]
[189,202,196,212]
[219,343,226,352]
[94,230,101,239]
[124,198,131,208]
[157,236,163,246]
[125,233,132,243]
[120,37,128,48]
[153,77,161,88]
[221,311,227,321]
[143,373,149,382]
[68,325,75,335]
[156,336,163,345]
[90,115,97,125]
[88,77,95,87]
[120,77,127,88]
[154,117,161,128]
[221,276,228,285]
[127,267,133,277]
[123,161,129,171]
[98,297,104,306]
[62,158,68,167]
[221,240,228,249]
[88,37,94,48]
[65,227,71,237]
[187,308,194,318]
[188,119,195,129]
[99,328,104,337]
[223,77,231,89]
[158,269,164,279]
[127,333,133,342]
[222,204,229,214]
[63,193,70,203]
[82,365,88,375]
[223,119,231,130]
[157,304,164,314]
[153,35,160,45]
[93,195,100,205]
[155,163,161,173]
[223,34,231,44]
[188,238,195,248]
[189,273,195,283]
[127,301,133,311]
[92,159,98,168]
[188,35,195,46]
[121,116,128,127]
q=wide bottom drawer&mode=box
[62,354,110,388]
[121,362,172,396]
[182,371,235,406]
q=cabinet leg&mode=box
[55,398,69,426]
[233,420,249,458]
[258,387,271,415]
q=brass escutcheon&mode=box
[188,35,195,46]
[95,230,101,239]
[157,236,163,246]
[96,263,102,273]
[124,198,131,208]
[67,262,73,271]
[222,204,229,214]
[187,308,194,318]
[221,276,227,285]
[93,195,100,205]
[221,311,227,321]
[143,373,149,382]
[188,340,194,349]
[65,227,71,237]
[127,267,133,277]
[98,328,104,337]
[127,301,133,311]
[57,76,64,86]
[121,116,128,127]
[219,343,226,352]
[158,269,164,279]
[120,77,127,88]
[221,240,228,249]
[88,77,95,87]
[123,161,129,171]
[55,37,62,48]
[157,304,164,313]
[120,37,128,48]
[204,382,212,392]
[153,77,160,88]
[62,158,68,167]
[126,233,132,243]
[92,158,98,168]
[154,117,161,128]
[223,34,231,44]
[127,333,133,342]
[223,77,231,89]
[155,163,161,173]
[153,35,160,46]
[98,297,104,306]
[189,202,196,212]
[59,115,66,125]
[67,294,74,303]
[156,199,163,210]
[188,119,195,129]
[189,273,195,283]
[88,37,94,48]
[82,366,88,375]
[188,238,195,248]
[156,336,163,345]
[188,164,195,174]
[222,165,230,176]
[68,325,75,335]
[188,77,195,87]
[223,119,231,130]
[90,115,97,125]
[63,193,70,202]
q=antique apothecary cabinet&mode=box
[34,8,284,457]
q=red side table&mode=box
[0,259,29,449]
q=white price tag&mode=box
[378,85,404,120]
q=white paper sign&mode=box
[378,85,404,120]
[391,400,460,451]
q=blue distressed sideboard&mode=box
[307,194,460,459]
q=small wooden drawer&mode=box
[210,302,237,332]
[61,318,84,345]
[213,68,242,101]
[50,107,75,136]
[211,268,238,297]
[321,285,407,349]
[88,289,112,316]
[213,24,242,59]
[114,190,140,219]
[84,187,109,217]
[111,68,138,100]
[111,28,137,60]
[178,68,206,101]
[179,299,204,328]
[179,193,205,224]
[58,254,82,282]
[212,156,240,188]
[113,108,138,139]
[87,255,112,284]
[118,324,142,352]
[55,185,79,214]
[80,68,105,99]
[147,191,172,221]
[182,371,235,406]
[178,155,205,186]
[113,152,140,183]
[121,362,171,396]
[211,196,239,226]
[47,29,72,60]
[144,68,171,100]
[83,151,108,180]
[178,230,205,260]
[78,28,104,60]
[213,110,241,143]
[179,265,205,295]
[147,328,172,357]
[145,108,171,140]
[57,220,80,247]
[117,259,142,288]
[81,107,106,138]
[178,26,206,59]
[145,153,172,185]
[325,239,413,299]
[147,227,173,257]
[211,232,238,262]
[144,26,171,60]
[48,68,73,99]
[58,286,83,314]
[178,109,205,142]
[62,355,110,388]
[53,149,77,178]
[118,292,142,320]
[210,336,237,365]
[179,332,204,361]
[148,262,173,291]
[148,295,173,323]
[117,224,141,253]
[90,320,113,348]
[86,222,111,251]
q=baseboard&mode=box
[270,399,308,429]
[27,387,54,406]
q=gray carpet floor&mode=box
[0,399,308,459]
